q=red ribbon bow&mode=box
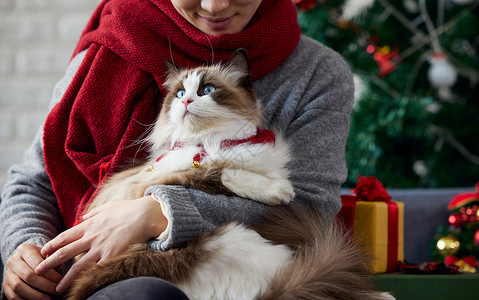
[352,175,392,202]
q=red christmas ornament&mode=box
[366,44,376,54]
[445,255,459,266]
[457,205,479,224]
[367,43,399,77]
[462,256,479,268]
[448,214,462,227]
[474,229,479,247]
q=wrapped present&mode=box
[338,176,404,273]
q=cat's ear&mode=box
[227,49,251,86]
[164,61,181,78]
[227,49,249,74]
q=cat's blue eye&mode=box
[177,90,185,98]
[203,85,215,95]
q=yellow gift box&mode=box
[339,195,404,273]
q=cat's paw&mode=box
[263,178,295,205]
[221,169,295,206]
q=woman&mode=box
[0,0,354,299]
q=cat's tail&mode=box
[253,205,393,300]
[66,237,212,300]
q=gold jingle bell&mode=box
[192,161,200,168]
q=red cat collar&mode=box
[155,128,275,169]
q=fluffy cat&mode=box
[89,49,294,210]
[68,50,391,300]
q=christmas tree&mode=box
[431,182,479,272]
[295,0,479,188]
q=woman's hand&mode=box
[34,196,167,293]
[3,244,62,300]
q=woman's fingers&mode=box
[8,259,58,296]
[21,245,63,284]
[3,244,61,300]
[36,238,89,275]
[3,269,51,300]
[40,226,83,257]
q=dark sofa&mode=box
[387,188,470,264]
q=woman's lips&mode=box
[200,15,235,31]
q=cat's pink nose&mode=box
[182,98,193,108]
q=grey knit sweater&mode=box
[0,35,354,280]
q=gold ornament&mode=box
[378,45,391,55]
[192,161,200,168]
[456,260,477,273]
[436,235,460,256]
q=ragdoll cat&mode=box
[68,50,391,300]
[88,49,294,211]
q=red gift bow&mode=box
[447,181,479,211]
[353,175,392,202]
[339,176,399,272]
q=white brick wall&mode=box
[0,0,101,189]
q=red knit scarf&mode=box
[43,0,300,228]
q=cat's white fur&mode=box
[177,223,294,300]
[147,136,294,205]
[177,224,396,300]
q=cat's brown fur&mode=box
[89,162,233,211]
[253,206,381,300]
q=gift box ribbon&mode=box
[340,195,399,272]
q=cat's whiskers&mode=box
[112,118,159,165]
[205,35,215,67]
[120,120,156,150]
[131,141,150,165]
